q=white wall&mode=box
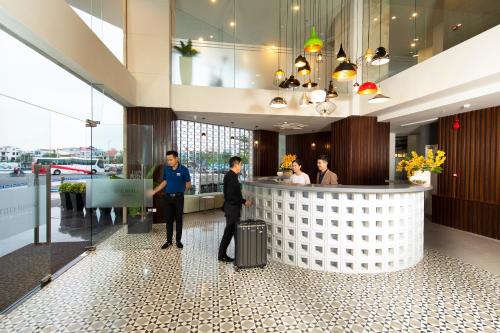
[0,0,135,106]
[126,0,171,107]
[171,85,350,118]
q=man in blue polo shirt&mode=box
[152,150,191,249]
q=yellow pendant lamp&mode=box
[332,61,357,81]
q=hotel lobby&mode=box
[0,0,499,332]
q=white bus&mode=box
[33,157,105,175]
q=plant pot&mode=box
[277,171,284,177]
[59,192,73,210]
[70,193,85,212]
[128,214,152,234]
[409,170,431,186]
[179,56,193,85]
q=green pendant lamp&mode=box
[304,26,323,53]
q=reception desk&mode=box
[241,177,431,274]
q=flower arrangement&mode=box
[397,149,446,180]
[279,154,296,172]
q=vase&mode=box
[277,171,283,177]
[409,170,431,186]
[179,56,193,85]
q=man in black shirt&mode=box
[218,156,252,262]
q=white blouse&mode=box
[290,172,311,185]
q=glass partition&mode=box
[0,26,124,312]
[362,0,500,82]
[175,120,253,195]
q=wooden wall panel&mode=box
[253,130,279,177]
[433,107,500,239]
[286,132,331,183]
[331,116,389,185]
[126,107,177,168]
[126,107,177,224]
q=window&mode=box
[175,120,253,194]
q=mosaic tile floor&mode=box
[0,211,499,333]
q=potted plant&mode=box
[58,182,73,210]
[278,154,296,177]
[396,149,446,186]
[174,40,199,85]
[69,182,86,212]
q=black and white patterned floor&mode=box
[0,211,499,332]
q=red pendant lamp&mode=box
[358,81,378,95]
[453,117,460,130]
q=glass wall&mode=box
[67,0,124,63]
[175,120,253,195]
[172,0,350,94]
[0,27,124,312]
[362,0,500,82]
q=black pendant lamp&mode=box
[285,75,300,88]
[336,43,347,62]
[294,55,308,68]
[371,0,390,66]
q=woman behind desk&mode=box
[290,159,311,185]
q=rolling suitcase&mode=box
[234,219,267,270]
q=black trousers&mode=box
[218,204,240,258]
[164,194,184,243]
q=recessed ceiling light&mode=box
[391,16,396,20]
[198,37,204,41]
[411,42,416,47]
[292,5,300,10]
[401,118,438,127]
[463,103,471,108]
[209,35,214,39]
[412,12,418,17]
[229,21,235,27]
[373,17,378,21]
[413,37,419,41]
[210,0,216,3]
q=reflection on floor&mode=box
[0,207,123,312]
[0,211,499,332]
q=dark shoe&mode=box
[218,255,234,263]
[161,242,172,249]
[176,242,184,249]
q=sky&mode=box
[0,7,124,152]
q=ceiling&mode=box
[66,0,123,28]
[174,110,340,135]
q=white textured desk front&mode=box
[242,180,430,274]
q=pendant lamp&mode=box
[302,79,318,88]
[368,89,391,103]
[270,0,287,107]
[304,26,323,53]
[297,63,311,76]
[275,69,285,81]
[310,89,327,103]
[316,101,336,117]
[326,81,338,99]
[364,48,375,63]
[352,82,360,93]
[285,75,300,88]
[358,81,378,95]
[299,92,311,107]
[332,61,357,81]
[270,96,288,108]
[336,43,347,62]
[371,0,390,66]
[294,55,308,68]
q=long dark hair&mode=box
[292,159,303,169]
